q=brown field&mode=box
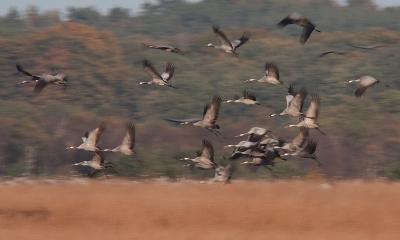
[1,179,400,240]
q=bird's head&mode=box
[205,43,213,47]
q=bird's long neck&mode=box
[139,81,151,85]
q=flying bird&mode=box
[142,43,184,55]
[139,59,178,89]
[346,43,384,50]
[271,85,307,118]
[319,50,349,57]
[166,95,223,136]
[71,151,119,178]
[16,63,68,93]
[345,76,390,98]
[286,94,326,135]
[206,25,250,56]
[245,62,286,87]
[103,121,136,155]
[180,139,217,169]
[277,12,321,45]
[283,139,322,167]
[66,122,106,152]
[223,90,270,107]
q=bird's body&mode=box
[345,76,389,98]
[245,62,285,86]
[277,12,321,44]
[283,139,322,167]
[139,59,178,89]
[145,44,184,55]
[166,95,222,136]
[16,63,68,93]
[180,139,217,169]
[103,121,136,155]
[286,94,325,135]
[203,163,233,184]
[66,122,106,152]
[271,85,307,117]
[206,25,250,55]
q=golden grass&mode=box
[1,179,400,240]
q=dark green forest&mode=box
[0,0,400,180]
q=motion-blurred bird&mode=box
[166,95,222,136]
[16,63,68,93]
[180,139,217,169]
[142,43,184,55]
[139,59,178,89]
[103,121,136,155]
[66,122,106,152]
[277,12,321,45]
[244,62,286,86]
[345,76,390,98]
[206,25,250,56]
[286,94,326,135]
[283,139,322,167]
[223,90,270,107]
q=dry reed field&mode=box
[1,179,400,240]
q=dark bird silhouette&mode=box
[319,50,349,57]
[142,43,184,55]
[277,12,321,45]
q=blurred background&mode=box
[0,0,400,180]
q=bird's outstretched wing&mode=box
[212,25,233,48]
[161,61,175,81]
[276,12,302,28]
[265,62,280,80]
[201,139,214,162]
[143,59,162,80]
[231,31,251,49]
[203,95,221,124]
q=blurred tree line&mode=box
[0,0,399,180]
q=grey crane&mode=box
[239,148,285,174]
[283,139,322,167]
[271,85,307,118]
[66,122,106,152]
[201,159,234,184]
[347,43,384,50]
[180,139,217,169]
[235,127,273,141]
[139,59,178,89]
[223,90,270,107]
[275,127,309,152]
[166,95,223,136]
[245,62,286,86]
[103,121,136,155]
[223,140,257,152]
[206,25,250,56]
[71,151,119,178]
[16,63,68,93]
[143,43,184,55]
[286,94,326,135]
[277,12,321,45]
[319,50,349,57]
[344,76,390,98]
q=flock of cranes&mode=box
[15,12,391,183]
